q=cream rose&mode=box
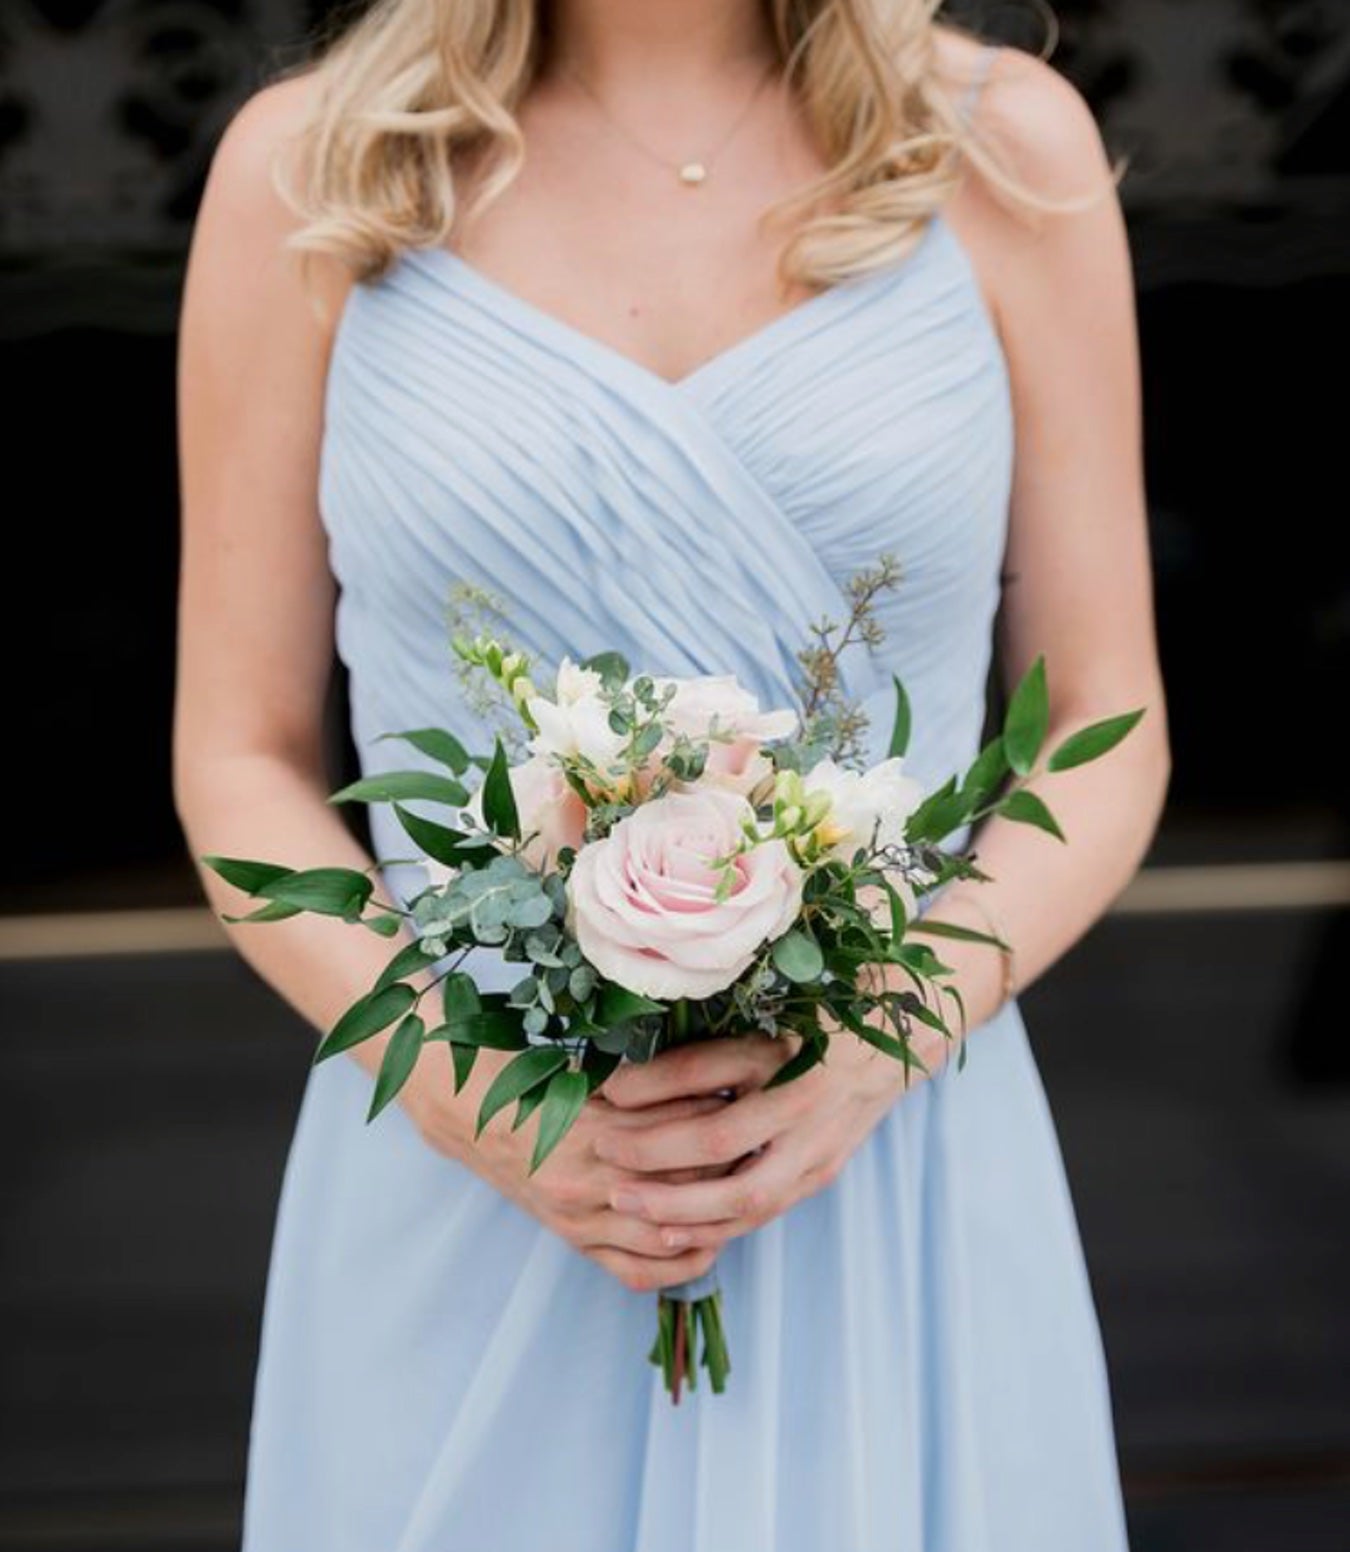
[567,789,803,1000]
[659,675,798,796]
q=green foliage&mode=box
[888,674,911,759]
[314,982,417,1064]
[529,1068,590,1172]
[476,1047,569,1137]
[481,738,521,840]
[367,1014,425,1121]
[1048,709,1146,772]
[329,770,470,808]
[375,727,471,774]
[200,856,293,894]
[997,788,1066,841]
[256,867,373,919]
[1003,656,1049,776]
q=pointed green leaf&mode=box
[375,727,471,774]
[512,1082,549,1131]
[362,912,402,937]
[428,1009,527,1050]
[373,938,435,993]
[258,867,373,917]
[476,1046,568,1137]
[529,1068,590,1173]
[905,776,965,844]
[201,856,293,895]
[959,735,1009,808]
[442,970,481,1023]
[450,1041,477,1094]
[910,918,1009,952]
[1047,709,1145,772]
[394,804,474,869]
[314,982,417,1064]
[887,674,912,759]
[764,1036,827,1089]
[997,788,1066,841]
[771,930,825,984]
[481,739,520,840]
[1003,656,1049,776]
[221,899,301,924]
[329,771,469,808]
[597,984,666,1025]
[367,1014,425,1121]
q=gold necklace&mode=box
[562,59,779,187]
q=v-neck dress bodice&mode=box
[240,161,1132,1552]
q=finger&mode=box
[579,1210,703,1259]
[600,1035,794,1110]
[595,1085,795,1175]
[608,1146,793,1227]
[588,1244,718,1295]
[599,1092,729,1131]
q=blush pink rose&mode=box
[566,788,803,1000]
[657,675,798,797]
[448,755,587,880]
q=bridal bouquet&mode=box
[202,567,1141,1402]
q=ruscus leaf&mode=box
[1003,656,1049,776]
[888,674,912,759]
[481,739,521,840]
[329,771,469,808]
[1047,709,1146,772]
[476,1046,569,1137]
[375,727,472,774]
[528,1068,590,1173]
[314,982,417,1064]
[366,1014,425,1121]
[997,788,1066,841]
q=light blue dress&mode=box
[240,55,1132,1552]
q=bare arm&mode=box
[173,79,728,1292]
[596,52,1171,1234]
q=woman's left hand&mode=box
[595,1018,953,1252]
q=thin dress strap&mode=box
[959,42,1001,122]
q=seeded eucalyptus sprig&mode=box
[794,552,903,767]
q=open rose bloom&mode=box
[206,628,1134,1403]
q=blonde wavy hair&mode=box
[271,0,1066,293]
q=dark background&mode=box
[2,1,1348,1547]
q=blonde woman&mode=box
[175,0,1168,1545]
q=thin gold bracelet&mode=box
[940,890,1017,1011]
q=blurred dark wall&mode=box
[1,3,1348,1548]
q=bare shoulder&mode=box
[980,50,1113,202]
[199,69,325,236]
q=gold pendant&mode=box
[678,161,708,186]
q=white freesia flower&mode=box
[804,756,926,927]
[525,656,626,770]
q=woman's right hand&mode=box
[399,1041,731,1293]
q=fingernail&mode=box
[610,1189,645,1215]
[663,1230,690,1250]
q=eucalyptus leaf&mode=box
[200,856,293,895]
[529,1068,590,1173]
[997,788,1066,842]
[1047,709,1145,773]
[330,771,469,808]
[366,1014,425,1121]
[476,1046,569,1136]
[375,727,471,774]
[582,650,630,689]
[314,982,417,1064]
[771,930,825,984]
[1003,656,1049,776]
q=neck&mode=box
[546,0,777,87]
